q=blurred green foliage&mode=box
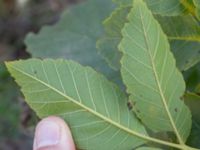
[0,64,20,138]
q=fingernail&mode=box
[35,120,61,149]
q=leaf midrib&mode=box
[168,36,200,42]
[9,63,184,149]
[8,65,141,136]
[138,6,184,145]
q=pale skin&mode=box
[33,116,76,150]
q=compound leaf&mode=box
[119,0,192,143]
[6,59,147,150]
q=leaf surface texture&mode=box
[119,0,192,143]
[6,59,147,150]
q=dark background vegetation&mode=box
[0,0,80,149]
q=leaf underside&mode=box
[97,5,200,71]
[119,0,192,143]
[5,0,198,149]
[6,59,147,150]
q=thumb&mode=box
[33,116,76,150]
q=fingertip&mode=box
[33,116,75,150]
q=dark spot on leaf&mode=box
[175,108,178,112]
[33,70,37,74]
[136,109,140,113]
[185,60,189,64]
[127,101,133,110]
[138,118,142,122]
[180,95,184,101]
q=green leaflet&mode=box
[24,0,119,82]
[119,0,192,144]
[6,59,147,150]
[185,93,200,126]
[113,0,187,16]
[155,15,200,71]
[193,0,200,19]
[184,63,200,91]
[170,41,200,71]
[97,5,200,71]
[97,6,130,71]
[155,15,200,41]
[185,93,200,148]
